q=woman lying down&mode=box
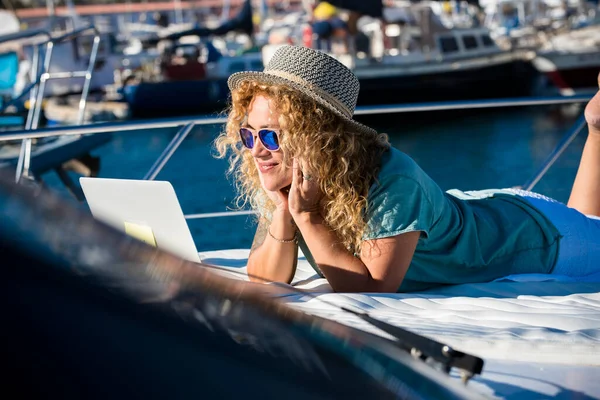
[214,45,600,293]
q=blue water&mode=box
[42,104,587,252]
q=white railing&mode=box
[0,94,592,219]
[0,25,102,183]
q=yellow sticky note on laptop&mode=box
[124,221,157,247]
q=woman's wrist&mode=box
[273,207,294,223]
[270,208,297,241]
[268,226,298,244]
[292,210,323,226]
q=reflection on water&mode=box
[42,105,586,251]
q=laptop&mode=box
[79,177,201,263]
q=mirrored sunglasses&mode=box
[239,128,280,151]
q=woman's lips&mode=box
[258,163,277,173]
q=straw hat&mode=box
[227,45,376,136]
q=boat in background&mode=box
[118,0,262,118]
[119,0,539,119]
[119,41,262,118]
[290,0,537,107]
[18,14,162,98]
[532,23,600,96]
[16,0,217,98]
[43,94,129,125]
[0,22,113,197]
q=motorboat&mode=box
[532,24,600,96]
[1,101,599,398]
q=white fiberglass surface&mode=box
[198,249,600,400]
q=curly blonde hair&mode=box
[214,80,390,253]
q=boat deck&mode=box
[200,248,600,400]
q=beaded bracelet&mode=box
[268,227,298,244]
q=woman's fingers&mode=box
[292,157,303,187]
[298,158,315,186]
[288,158,322,216]
[273,188,288,203]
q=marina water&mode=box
[43,104,586,252]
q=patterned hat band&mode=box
[264,69,353,119]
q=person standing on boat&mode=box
[215,45,600,293]
[310,1,350,53]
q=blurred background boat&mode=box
[116,0,542,118]
[4,0,598,123]
[118,0,263,118]
[532,23,600,96]
[0,16,112,190]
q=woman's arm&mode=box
[567,80,600,216]
[288,158,419,292]
[295,212,420,292]
[246,209,298,284]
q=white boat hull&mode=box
[533,50,600,95]
[201,248,600,400]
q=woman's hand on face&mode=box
[265,186,290,212]
[288,158,323,219]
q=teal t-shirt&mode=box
[299,147,561,292]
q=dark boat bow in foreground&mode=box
[0,170,485,399]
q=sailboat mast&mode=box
[46,0,56,28]
[174,0,184,24]
[221,0,231,23]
